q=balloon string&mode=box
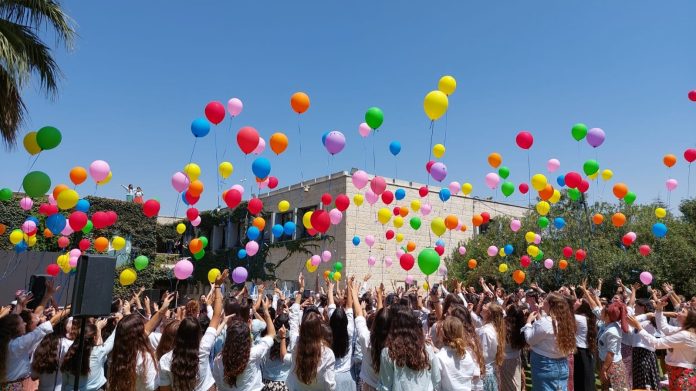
[372,133,377,176]
[688,164,692,198]
[17,152,42,193]
[220,118,234,163]
[362,137,368,170]
[526,151,531,207]
[443,111,448,147]
[214,124,221,208]
[297,115,304,185]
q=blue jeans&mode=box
[530,350,568,391]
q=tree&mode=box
[0,0,75,147]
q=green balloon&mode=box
[623,191,637,205]
[193,249,205,260]
[334,261,343,272]
[571,123,588,141]
[134,255,149,271]
[568,188,581,201]
[417,248,440,276]
[199,236,208,248]
[410,217,422,230]
[538,216,549,228]
[498,166,510,179]
[501,181,515,197]
[22,171,51,198]
[0,188,12,201]
[36,126,62,150]
[534,251,544,261]
[365,107,384,130]
[82,220,93,234]
[583,159,599,176]
[329,271,335,280]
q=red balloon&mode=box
[562,246,573,258]
[578,180,590,193]
[68,211,88,231]
[57,236,69,249]
[46,264,60,276]
[575,249,586,261]
[639,244,651,256]
[306,228,318,236]
[79,238,91,251]
[385,229,395,240]
[381,190,394,205]
[564,172,582,189]
[685,148,696,163]
[334,194,350,211]
[267,176,279,189]
[204,101,226,125]
[425,160,435,173]
[419,186,429,198]
[106,211,118,226]
[434,245,445,256]
[689,90,696,102]
[224,189,242,208]
[518,183,529,194]
[515,131,534,150]
[142,199,160,218]
[321,193,333,206]
[237,126,260,155]
[400,253,415,271]
[184,191,200,205]
[392,207,401,216]
[38,203,58,216]
[310,210,331,233]
[520,255,531,268]
[248,198,263,215]
[92,211,109,229]
[186,208,199,221]
[481,212,490,224]
[622,235,633,247]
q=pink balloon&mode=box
[544,259,554,269]
[547,158,561,172]
[322,250,332,262]
[395,249,405,258]
[227,98,243,117]
[448,181,460,195]
[405,275,414,284]
[370,176,387,195]
[68,257,78,267]
[174,259,194,280]
[533,234,541,245]
[329,208,343,225]
[191,216,201,227]
[311,255,321,266]
[639,271,653,285]
[439,265,448,276]
[358,122,371,138]
[89,160,111,182]
[47,194,57,205]
[384,256,393,267]
[352,170,369,189]
[458,246,467,255]
[365,190,379,205]
[69,249,81,258]
[171,172,190,193]
[253,137,266,155]
[420,203,432,216]
[245,240,259,256]
[231,184,245,195]
[19,197,33,211]
[61,222,74,236]
[367,256,376,266]
[666,178,678,191]
[485,173,500,189]
[21,220,36,233]
[365,235,375,247]
[430,162,447,182]
[626,231,637,242]
[510,219,521,232]
[487,246,498,257]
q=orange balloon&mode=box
[399,207,409,217]
[188,180,204,197]
[252,217,266,231]
[323,270,331,280]
[513,270,526,284]
[611,212,626,227]
[460,224,467,232]
[444,215,458,230]
[538,184,554,201]
[612,183,628,199]
[94,237,109,252]
[406,241,416,252]
[43,228,52,238]
[487,152,502,168]
[0,224,5,235]
[290,92,310,114]
[559,259,568,270]
[189,238,203,254]
[269,133,289,155]
[592,213,604,225]
[468,259,477,269]
[663,154,677,168]
[472,214,484,227]
[69,167,88,185]
[53,184,69,200]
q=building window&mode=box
[296,206,318,239]
[273,211,294,243]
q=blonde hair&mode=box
[441,316,467,357]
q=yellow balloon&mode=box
[218,162,233,179]
[461,182,473,196]
[208,268,221,283]
[303,211,313,229]
[655,207,666,219]
[525,231,536,243]
[423,90,449,121]
[176,223,186,234]
[27,235,37,246]
[432,143,446,159]
[278,200,290,212]
[498,248,506,257]
[393,216,404,228]
[438,75,457,96]
[377,208,391,225]
[587,172,599,180]
[57,254,68,267]
[61,264,71,274]
[112,236,126,251]
[183,163,201,181]
[353,194,364,207]
[527,245,539,257]
[306,259,318,273]
[536,201,550,216]
[531,174,548,191]
[423,282,430,291]
[601,169,613,181]
[23,131,41,155]
[57,189,79,210]
[395,233,404,242]
[9,229,23,245]
[411,199,421,212]
[431,217,446,237]
[119,268,137,286]
[96,171,112,186]
[498,263,509,273]
[333,271,341,281]
[549,189,561,204]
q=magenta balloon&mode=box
[430,162,447,182]
[586,128,606,148]
[227,98,243,117]
[252,137,266,155]
[358,122,371,138]
[89,160,111,182]
[324,131,346,155]
[322,250,332,262]
[19,197,33,211]
[245,240,259,256]
[352,170,369,189]
[370,176,387,195]
[395,249,405,258]
[458,246,467,255]
[171,172,190,193]
[487,246,498,257]
[191,216,201,227]
[232,266,248,284]
[510,219,521,232]
[174,259,194,280]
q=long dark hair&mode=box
[575,300,598,351]
[170,317,201,391]
[156,319,181,361]
[505,303,526,351]
[0,314,23,382]
[329,306,349,359]
[221,320,251,387]
[369,308,390,374]
[293,312,324,384]
[386,308,430,371]
[270,314,290,361]
[107,314,157,391]
[449,304,485,375]
[61,324,97,376]
[31,319,67,375]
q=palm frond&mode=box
[0,65,26,148]
[0,0,75,49]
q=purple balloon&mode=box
[232,266,248,284]
[324,131,346,155]
[430,162,447,182]
[586,128,605,148]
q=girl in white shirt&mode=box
[286,311,336,391]
[630,298,660,390]
[30,319,69,391]
[326,280,355,391]
[477,302,505,391]
[353,283,388,391]
[436,316,478,390]
[61,319,116,391]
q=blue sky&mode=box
[4,1,696,216]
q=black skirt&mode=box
[632,346,660,390]
[573,347,596,391]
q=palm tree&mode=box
[0,0,75,148]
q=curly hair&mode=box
[329,306,349,359]
[62,324,97,376]
[31,318,67,375]
[0,314,23,382]
[107,314,157,391]
[575,300,598,351]
[156,319,180,361]
[170,317,201,391]
[369,308,390,374]
[386,308,430,371]
[221,320,251,387]
[546,293,577,356]
[185,301,200,319]
[505,303,526,351]
[270,314,290,361]
[441,316,467,357]
[449,304,485,375]
[293,312,324,384]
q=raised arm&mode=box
[144,292,175,335]
[209,269,229,329]
[350,277,363,318]
[261,295,276,339]
[34,280,59,315]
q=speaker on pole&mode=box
[70,255,116,317]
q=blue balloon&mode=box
[181,192,189,205]
[46,213,66,234]
[435,239,445,247]
[652,223,668,238]
[556,175,566,187]
[247,226,260,240]
[26,216,39,225]
[272,224,284,237]
[394,188,406,200]
[504,244,514,255]
[352,236,360,246]
[75,199,90,212]
[251,157,271,179]
[439,188,451,202]
[15,241,27,254]
[554,217,566,229]
[191,118,211,138]
[389,141,401,156]
[283,221,296,236]
[321,131,329,146]
[237,249,247,259]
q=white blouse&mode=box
[158,327,217,391]
[6,321,53,382]
[326,305,354,373]
[286,345,336,391]
[636,311,696,369]
[574,314,588,349]
[212,336,273,391]
[354,315,378,389]
[436,346,478,390]
[522,315,565,359]
[477,323,498,373]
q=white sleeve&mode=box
[251,336,274,362]
[355,316,370,350]
[323,348,336,390]
[523,319,547,347]
[206,305,213,320]
[458,293,468,306]
[9,321,53,357]
[359,282,369,297]
[158,357,171,386]
[656,310,682,336]
[140,353,158,391]
[346,308,355,341]
[96,329,116,363]
[289,303,301,351]
[199,327,218,355]
[327,303,337,319]
[378,349,394,391]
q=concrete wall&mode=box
[0,251,71,305]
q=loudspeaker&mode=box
[27,274,49,310]
[71,255,116,317]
